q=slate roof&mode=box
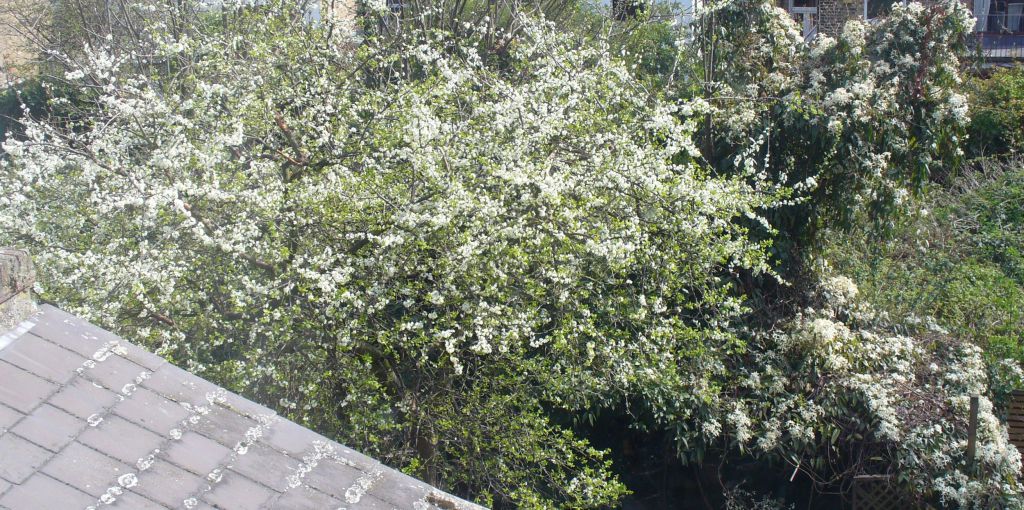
[0,305,484,510]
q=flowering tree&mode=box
[1,0,1021,507]
[0,1,780,505]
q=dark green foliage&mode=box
[0,78,96,150]
[967,66,1024,157]
[0,79,47,145]
[615,16,678,81]
[824,159,1024,365]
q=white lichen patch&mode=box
[117,473,138,488]
[344,469,383,504]
[281,440,359,493]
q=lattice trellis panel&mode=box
[1008,390,1024,461]
[851,475,914,510]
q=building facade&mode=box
[778,0,1023,60]
[778,0,896,39]
[969,0,1024,60]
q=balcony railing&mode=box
[976,12,1024,61]
[977,10,1024,33]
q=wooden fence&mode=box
[851,475,913,510]
[849,393,1024,510]
[1009,390,1024,457]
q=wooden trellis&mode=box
[1009,390,1024,460]
[848,393,1023,510]
[851,475,914,510]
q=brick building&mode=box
[779,0,896,39]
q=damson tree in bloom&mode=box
[1,0,1022,506]
[0,1,778,506]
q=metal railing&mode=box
[976,11,1024,34]
[975,34,1024,62]
[974,13,1024,61]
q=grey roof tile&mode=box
[189,405,259,447]
[334,443,386,475]
[80,351,149,393]
[9,404,81,452]
[303,456,365,498]
[201,471,276,510]
[261,418,383,472]
[220,391,276,422]
[329,492,398,509]
[372,468,439,507]
[132,459,206,508]
[30,306,166,371]
[267,484,345,509]
[0,434,52,483]
[0,305,486,510]
[228,441,299,492]
[0,333,84,384]
[107,490,166,509]
[27,306,108,358]
[115,340,168,372]
[259,416,323,458]
[144,362,221,405]
[164,431,232,476]
[77,414,165,466]
[0,404,22,433]
[0,361,56,413]
[47,377,120,419]
[0,474,95,510]
[40,442,132,497]
[112,386,191,434]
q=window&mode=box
[787,0,818,39]
[980,0,1024,33]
